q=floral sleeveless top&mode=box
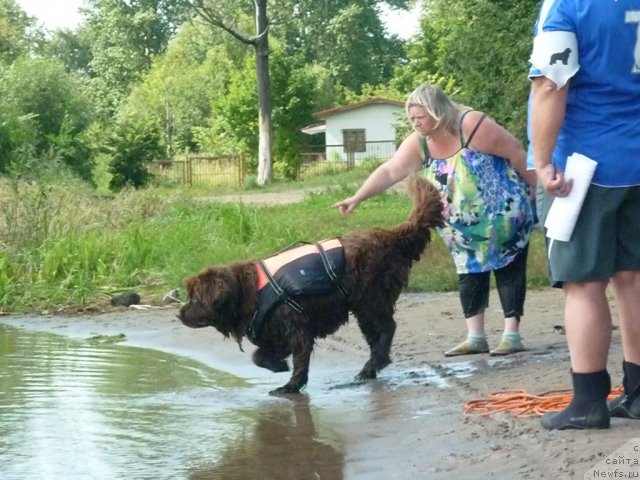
[421,112,535,274]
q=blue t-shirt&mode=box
[529,0,640,187]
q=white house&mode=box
[301,98,404,165]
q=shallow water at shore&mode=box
[0,323,457,479]
[0,324,344,478]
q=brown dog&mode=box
[178,175,443,395]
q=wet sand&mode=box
[1,287,637,479]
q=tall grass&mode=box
[0,176,182,311]
[0,172,550,313]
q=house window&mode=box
[343,129,366,153]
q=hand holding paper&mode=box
[544,153,597,242]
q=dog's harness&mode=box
[246,238,348,342]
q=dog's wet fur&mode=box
[178,175,444,395]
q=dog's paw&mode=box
[355,358,378,380]
[355,369,377,381]
[269,384,303,396]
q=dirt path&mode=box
[210,181,406,205]
[211,187,324,205]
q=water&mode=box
[0,325,344,480]
[0,318,507,480]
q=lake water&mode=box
[0,324,349,479]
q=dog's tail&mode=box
[405,174,444,232]
[386,174,444,263]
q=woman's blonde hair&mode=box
[405,83,460,134]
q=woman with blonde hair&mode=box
[335,83,536,356]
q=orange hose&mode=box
[463,385,624,418]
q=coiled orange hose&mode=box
[463,385,624,418]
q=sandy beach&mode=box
[3,286,639,479]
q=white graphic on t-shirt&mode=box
[625,10,640,73]
[530,30,579,88]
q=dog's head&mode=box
[178,266,246,345]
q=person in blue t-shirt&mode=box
[529,0,640,430]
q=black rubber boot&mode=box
[609,361,640,419]
[541,370,611,430]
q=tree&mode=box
[399,0,539,141]
[185,0,274,185]
[269,48,329,178]
[105,116,163,191]
[273,0,409,93]
[0,0,42,65]
[181,1,411,185]
[82,0,191,118]
[199,43,323,178]
[42,27,93,77]
[0,56,94,179]
[122,22,238,157]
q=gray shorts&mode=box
[540,184,640,286]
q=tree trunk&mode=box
[255,0,273,186]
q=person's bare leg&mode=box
[489,316,525,356]
[444,312,489,356]
[564,280,611,372]
[492,249,527,355]
[465,313,485,336]
[504,316,519,333]
[541,280,612,430]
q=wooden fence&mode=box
[149,153,246,189]
[298,139,397,177]
[149,140,397,187]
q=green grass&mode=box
[0,170,550,313]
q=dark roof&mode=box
[315,97,404,118]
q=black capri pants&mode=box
[458,244,529,320]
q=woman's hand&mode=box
[333,196,360,215]
[522,170,538,198]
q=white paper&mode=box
[544,153,597,242]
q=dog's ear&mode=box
[209,268,249,342]
[184,274,214,310]
[182,265,249,346]
[184,275,199,299]
[187,267,235,310]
